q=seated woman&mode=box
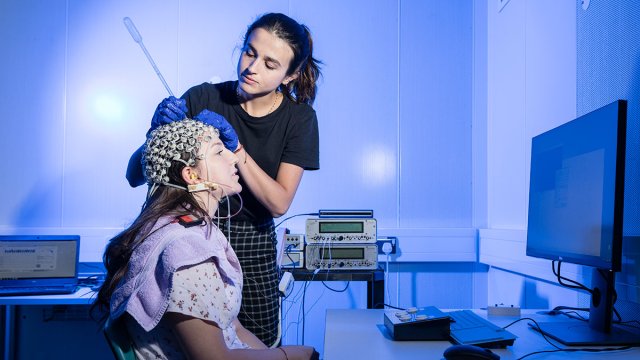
[94,116,316,359]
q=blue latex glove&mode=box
[194,109,239,151]
[150,96,188,131]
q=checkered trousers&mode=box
[225,219,280,347]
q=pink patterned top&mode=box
[110,216,247,358]
[126,260,248,359]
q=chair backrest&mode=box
[103,316,137,360]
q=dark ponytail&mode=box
[285,25,321,105]
[243,13,323,105]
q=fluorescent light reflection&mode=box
[360,145,396,188]
[91,93,124,124]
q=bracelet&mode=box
[278,347,289,360]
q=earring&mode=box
[190,173,198,180]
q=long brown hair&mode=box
[244,13,323,105]
[92,186,210,322]
[92,121,215,322]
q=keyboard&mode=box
[446,310,517,348]
[0,285,77,297]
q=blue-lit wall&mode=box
[481,0,640,323]
[576,0,640,316]
[6,0,636,358]
[0,0,474,260]
[0,0,480,358]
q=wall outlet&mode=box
[377,236,397,255]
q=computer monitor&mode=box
[526,99,640,346]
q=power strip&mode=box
[284,234,305,251]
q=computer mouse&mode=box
[443,344,500,360]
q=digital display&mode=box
[319,221,364,233]
[321,248,365,259]
[0,238,78,279]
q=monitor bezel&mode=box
[525,100,627,272]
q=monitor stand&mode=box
[532,320,640,346]
[531,269,640,346]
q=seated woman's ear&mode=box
[183,167,199,184]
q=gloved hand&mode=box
[194,109,239,151]
[150,96,188,131]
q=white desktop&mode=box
[323,309,640,360]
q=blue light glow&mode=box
[360,145,396,188]
[91,93,124,123]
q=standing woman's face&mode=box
[237,28,296,97]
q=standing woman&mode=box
[127,13,321,346]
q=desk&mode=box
[0,288,97,360]
[289,268,384,309]
[324,309,640,359]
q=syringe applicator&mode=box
[123,17,174,97]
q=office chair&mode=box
[103,316,136,360]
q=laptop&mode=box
[0,235,80,296]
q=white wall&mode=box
[481,0,640,319]
[481,0,579,306]
[0,0,475,262]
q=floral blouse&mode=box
[126,259,248,359]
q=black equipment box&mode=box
[383,306,451,341]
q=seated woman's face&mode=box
[197,133,242,196]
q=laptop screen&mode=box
[0,235,80,280]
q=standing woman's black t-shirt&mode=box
[182,80,319,346]
[182,81,320,223]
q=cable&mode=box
[502,317,635,360]
[552,260,592,293]
[517,345,633,360]
[377,303,405,310]
[272,297,282,348]
[275,212,319,228]
[321,281,350,292]
[295,268,324,345]
[282,244,300,269]
[551,261,627,325]
[236,275,283,346]
[282,270,318,344]
[504,318,562,349]
[301,280,306,345]
[281,281,306,340]
[381,242,393,305]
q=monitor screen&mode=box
[526,100,626,271]
[524,100,640,346]
[0,235,80,280]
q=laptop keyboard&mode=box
[447,310,517,348]
[0,285,77,296]
[449,310,500,330]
